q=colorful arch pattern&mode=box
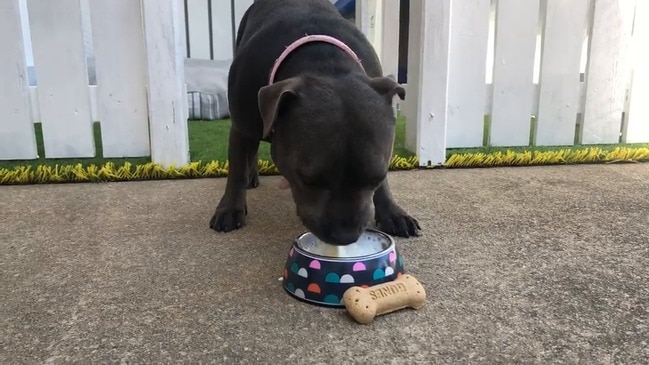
[283,250,405,306]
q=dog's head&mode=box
[258,73,405,245]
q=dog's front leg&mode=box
[210,127,260,232]
[373,179,421,238]
[247,150,260,189]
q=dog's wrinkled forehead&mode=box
[293,129,391,179]
[261,73,401,170]
[299,75,397,126]
[282,75,397,157]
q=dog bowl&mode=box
[282,229,406,307]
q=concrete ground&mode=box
[1,164,648,364]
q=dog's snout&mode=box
[339,215,356,230]
[302,219,364,246]
[325,214,366,245]
[295,194,373,245]
[329,230,363,245]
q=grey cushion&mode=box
[184,58,232,120]
[187,91,229,120]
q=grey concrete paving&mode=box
[1,164,648,364]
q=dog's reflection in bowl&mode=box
[282,229,405,307]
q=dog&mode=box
[209,0,420,244]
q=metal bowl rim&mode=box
[291,228,396,262]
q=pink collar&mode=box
[268,34,365,85]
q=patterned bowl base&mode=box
[282,247,406,307]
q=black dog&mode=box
[209,0,420,244]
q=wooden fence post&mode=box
[89,0,151,158]
[379,0,400,80]
[27,0,95,159]
[535,0,589,146]
[624,0,649,143]
[0,0,37,160]
[582,0,635,144]
[446,0,491,148]
[142,0,190,168]
[405,0,453,166]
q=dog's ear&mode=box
[368,75,406,101]
[258,77,302,138]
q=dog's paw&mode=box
[247,173,260,189]
[247,169,260,189]
[375,207,421,238]
[209,205,247,232]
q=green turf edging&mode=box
[1,146,648,185]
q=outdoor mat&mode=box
[2,146,649,185]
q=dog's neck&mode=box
[268,34,366,85]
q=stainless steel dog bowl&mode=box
[295,229,394,259]
[282,229,406,307]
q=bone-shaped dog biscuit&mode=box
[343,274,426,324]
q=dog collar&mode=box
[268,34,365,85]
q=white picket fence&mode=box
[1,0,648,169]
[1,0,189,167]
[404,0,649,165]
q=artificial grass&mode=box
[187,115,415,162]
[0,116,414,171]
[1,116,649,185]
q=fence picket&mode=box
[582,0,635,144]
[624,0,649,143]
[405,0,452,166]
[186,0,211,59]
[535,0,589,146]
[489,0,540,147]
[89,0,150,158]
[446,0,491,148]
[26,0,95,158]
[234,0,254,35]
[380,0,400,79]
[142,0,190,168]
[0,0,37,160]
[211,1,234,60]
